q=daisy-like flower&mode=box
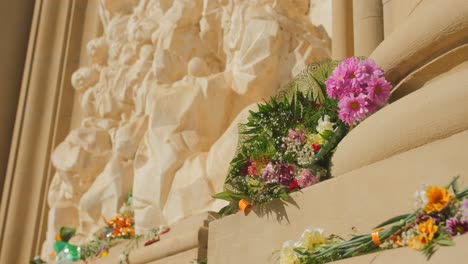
[446,217,468,236]
[325,57,360,100]
[338,94,369,125]
[297,169,319,188]
[366,76,392,106]
[424,186,451,214]
[355,59,384,82]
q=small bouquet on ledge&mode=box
[214,57,393,216]
[278,177,468,264]
[32,192,172,264]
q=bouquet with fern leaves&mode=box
[214,58,392,216]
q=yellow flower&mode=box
[279,241,300,264]
[424,186,451,213]
[307,133,325,146]
[409,218,438,250]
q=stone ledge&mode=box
[89,212,216,264]
[207,129,468,263]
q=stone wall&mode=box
[43,0,331,255]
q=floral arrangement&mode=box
[31,193,171,264]
[214,58,392,215]
[278,176,468,263]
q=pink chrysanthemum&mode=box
[326,57,360,100]
[338,94,368,125]
[366,76,392,106]
[297,169,319,188]
[355,59,384,82]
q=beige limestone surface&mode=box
[208,128,468,263]
[43,0,331,258]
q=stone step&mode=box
[207,129,468,263]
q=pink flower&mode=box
[355,59,384,82]
[297,169,319,188]
[338,94,369,125]
[262,162,277,183]
[366,76,392,106]
[288,129,306,145]
[325,57,360,100]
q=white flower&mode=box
[294,227,326,250]
[279,241,299,264]
[414,190,428,209]
[316,115,335,135]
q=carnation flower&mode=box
[278,163,295,185]
[446,217,468,236]
[366,76,392,106]
[338,94,369,125]
[289,179,300,191]
[307,133,325,146]
[297,169,319,188]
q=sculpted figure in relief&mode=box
[43,0,330,255]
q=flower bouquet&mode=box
[278,176,468,263]
[214,58,393,215]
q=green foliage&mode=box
[215,60,349,216]
[59,227,76,243]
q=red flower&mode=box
[312,144,321,153]
[289,179,300,191]
[144,237,160,246]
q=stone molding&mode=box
[0,0,96,262]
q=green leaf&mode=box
[436,239,455,247]
[212,192,237,202]
[59,227,76,243]
[374,214,411,229]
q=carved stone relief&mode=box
[43,0,330,256]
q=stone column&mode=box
[332,0,354,59]
[353,0,384,56]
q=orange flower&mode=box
[409,218,438,250]
[424,186,451,213]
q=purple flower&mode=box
[297,169,319,188]
[338,94,369,125]
[262,162,277,183]
[366,76,392,106]
[278,163,295,185]
[462,199,468,218]
[446,217,468,236]
[287,129,306,145]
